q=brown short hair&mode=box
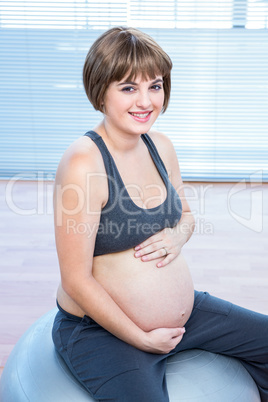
[83,27,172,113]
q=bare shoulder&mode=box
[55,135,106,185]
[54,135,108,209]
[147,130,174,148]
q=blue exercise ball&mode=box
[0,309,261,401]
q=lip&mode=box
[128,111,152,123]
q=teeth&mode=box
[130,112,150,118]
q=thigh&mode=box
[176,290,268,361]
[52,311,169,402]
[175,291,268,401]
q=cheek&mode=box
[107,94,130,113]
[155,94,165,111]
[155,91,165,105]
[105,102,128,119]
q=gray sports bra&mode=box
[84,130,182,256]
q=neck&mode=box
[94,120,144,155]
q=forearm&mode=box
[63,276,147,350]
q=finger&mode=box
[139,248,168,262]
[134,241,163,258]
[171,327,186,338]
[156,254,174,268]
[173,334,184,347]
[170,329,186,349]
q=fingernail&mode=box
[135,245,141,251]
[135,252,140,257]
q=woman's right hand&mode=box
[142,327,186,354]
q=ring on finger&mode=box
[163,247,168,256]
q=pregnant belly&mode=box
[92,249,194,332]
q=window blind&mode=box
[0,0,267,181]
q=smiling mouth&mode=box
[129,112,152,118]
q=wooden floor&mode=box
[1,179,268,377]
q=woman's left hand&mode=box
[134,226,184,268]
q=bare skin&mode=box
[58,250,194,332]
[54,76,196,354]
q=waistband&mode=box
[56,300,86,323]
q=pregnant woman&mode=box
[52,27,268,401]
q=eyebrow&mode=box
[117,78,163,86]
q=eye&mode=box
[151,84,162,91]
[122,86,135,93]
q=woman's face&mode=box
[102,75,165,137]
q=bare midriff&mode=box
[57,248,194,332]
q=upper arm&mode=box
[148,131,191,214]
[53,138,107,291]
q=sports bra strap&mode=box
[141,134,168,175]
[84,130,116,178]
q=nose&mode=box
[135,89,152,109]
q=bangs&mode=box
[110,37,172,83]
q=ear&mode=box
[100,102,105,114]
